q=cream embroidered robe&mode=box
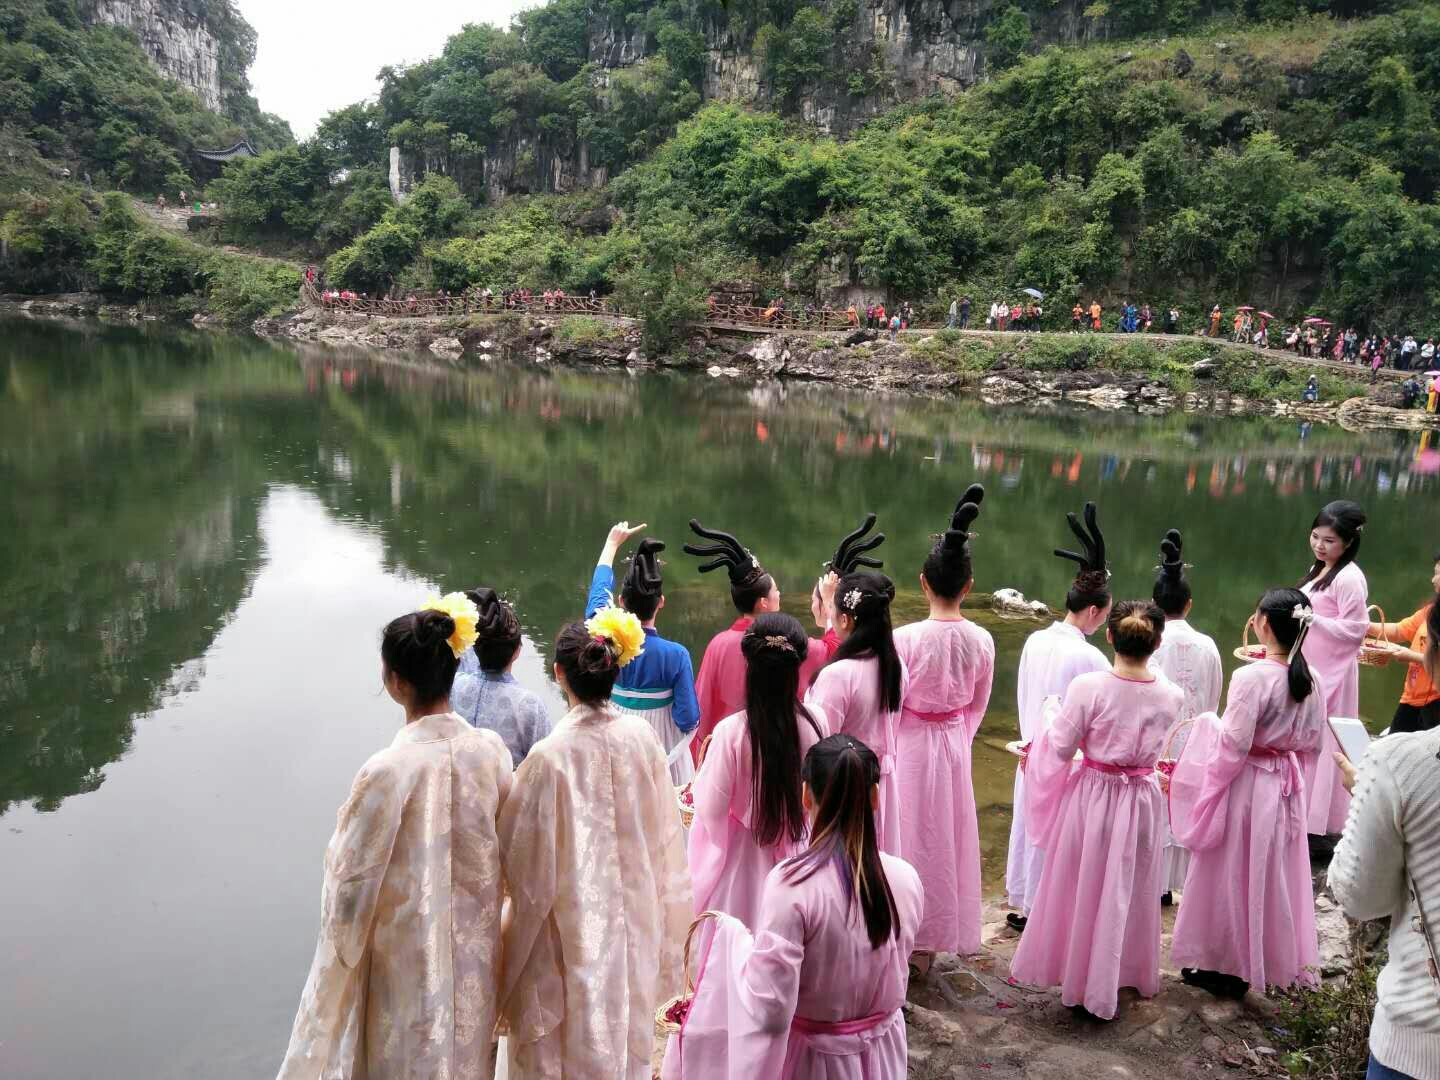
[277,712,513,1080]
[498,703,694,1079]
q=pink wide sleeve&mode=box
[687,724,737,913]
[965,636,996,740]
[1169,677,1261,851]
[1311,569,1370,656]
[804,666,849,735]
[1022,691,1086,851]
[662,881,805,1078]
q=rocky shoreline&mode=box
[251,305,1440,432]
[8,295,1438,432]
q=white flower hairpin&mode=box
[1292,603,1315,627]
[843,588,863,612]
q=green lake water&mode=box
[0,316,1433,1078]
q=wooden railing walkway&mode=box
[295,282,1410,381]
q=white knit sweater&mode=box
[1330,727,1440,1080]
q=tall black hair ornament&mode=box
[1157,528,1185,578]
[683,520,768,586]
[1053,501,1109,578]
[939,483,985,554]
[623,538,666,599]
[827,513,887,574]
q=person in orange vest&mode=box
[1088,300,1102,331]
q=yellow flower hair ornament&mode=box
[420,591,480,659]
[585,604,646,668]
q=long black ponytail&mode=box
[830,571,903,713]
[782,734,899,949]
[741,613,824,847]
[1258,588,1315,703]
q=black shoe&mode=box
[1006,912,1028,933]
[1161,891,1174,907]
[1181,967,1249,999]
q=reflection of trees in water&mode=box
[0,321,297,813]
[1,322,1431,811]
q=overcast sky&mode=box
[243,0,534,139]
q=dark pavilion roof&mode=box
[194,141,258,163]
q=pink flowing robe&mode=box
[893,617,995,955]
[687,705,829,927]
[692,618,828,766]
[805,655,909,855]
[1148,618,1224,893]
[1005,621,1109,913]
[1299,561,1368,834]
[1009,672,1183,1019]
[661,853,924,1079]
[1169,660,1327,990]
[498,703,694,1079]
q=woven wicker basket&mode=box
[655,911,720,1037]
[675,734,713,829]
[1359,604,1393,668]
[1155,717,1196,781]
[1232,616,1269,664]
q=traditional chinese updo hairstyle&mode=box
[621,539,666,622]
[553,621,619,704]
[1299,500,1367,592]
[923,483,983,600]
[783,734,900,949]
[1107,600,1165,659]
[830,571,903,714]
[1257,588,1315,703]
[382,609,460,706]
[741,613,823,847]
[1151,529,1191,617]
[1066,571,1113,614]
[466,587,521,673]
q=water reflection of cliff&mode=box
[0,321,292,812]
[2,323,1429,813]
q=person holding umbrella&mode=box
[1256,311,1274,348]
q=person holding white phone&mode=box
[1332,731,1440,1080]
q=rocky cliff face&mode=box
[593,0,1107,137]
[79,0,227,112]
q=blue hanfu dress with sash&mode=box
[587,565,701,784]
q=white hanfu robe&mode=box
[661,853,923,1080]
[1004,621,1108,913]
[278,712,513,1080]
[498,702,694,1079]
[1148,618,1223,893]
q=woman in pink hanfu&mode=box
[685,520,828,766]
[1295,500,1369,835]
[806,571,908,855]
[1009,602,1184,1020]
[895,484,994,960]
[1169,588,1327,997]
[662,735,923,1080]
[689,613,827,926]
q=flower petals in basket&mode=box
[655,911,720,1037]
[1155,717,1195,779]
[676,783,695,828]
[1232,617,1267,664]
[1359,604,1392,668]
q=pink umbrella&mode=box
[1303,317,1326,325]
[1237,305,1254,311]
[1413,449,1440,474]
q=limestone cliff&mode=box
[78,0,255,115]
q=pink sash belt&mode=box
[903,706,967,727]
[1248,747,1303,798]
[1082,759,1152,779]
[791,1009,891,1037]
